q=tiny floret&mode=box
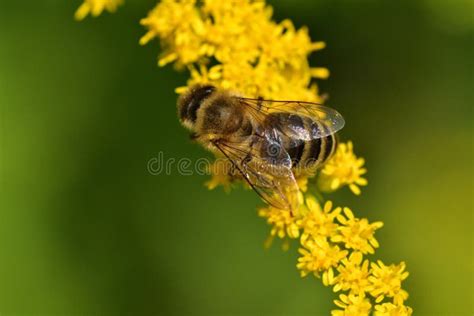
[318,141,368,195]
[369,260,410,305]
[75,0,123,20]
[332,293,372,316]
[205,159,234,191]
[298,199,341,244]
[373,303,413,316]
[333,251,372,294]
[333,207,383,254]
[258,206,300,239]
[297,237,348,279]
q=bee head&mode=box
[177,84,216,130]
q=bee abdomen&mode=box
[283,117,336,171]
[287,141,305,166]
[300,120,336,170]
[264,113,336,171]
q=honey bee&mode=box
[177,84,345,212]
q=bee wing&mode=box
[212,135,300,212]
[236,97,345,140]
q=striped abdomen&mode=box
[268,113,337,174]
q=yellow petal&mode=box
[349,184,361,195]
[310,67,330,79]
[74,3,90,21]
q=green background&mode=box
[0,0,472,315]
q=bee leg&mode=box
[189,132,199,140]
[257,96,264,110]
[239,153,252,174]
[274,184,294,216]
[241,136,257,166]
[289,206,295,217]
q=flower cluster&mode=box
[139,0,328,102]
[258,195,411,314]
[74,0,123,20]
[138,1,411,314]
[263,197,412,315]
[76,0,412,314]
[139,0,368,193]
[319,141,368,195]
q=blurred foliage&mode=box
[0,0,472,315]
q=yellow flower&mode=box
[369,261,410,305]
[298,198,341,244]
[74,0,123,20]
[204,159,234,191]
[258,189,307,240]
[318,141,368,195]
[258,206,299,239]
[295,176,309,192]
[135,1,413,314]
[332,293,372,316]
[332,207,383,254]
[297,237,348,282]
[333,251,371,294]
[140,0,327,101]
[140,0,206,66]
[373,303,413,316]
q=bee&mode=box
[177,84,345,212]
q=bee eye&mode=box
[178,85,215,123]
